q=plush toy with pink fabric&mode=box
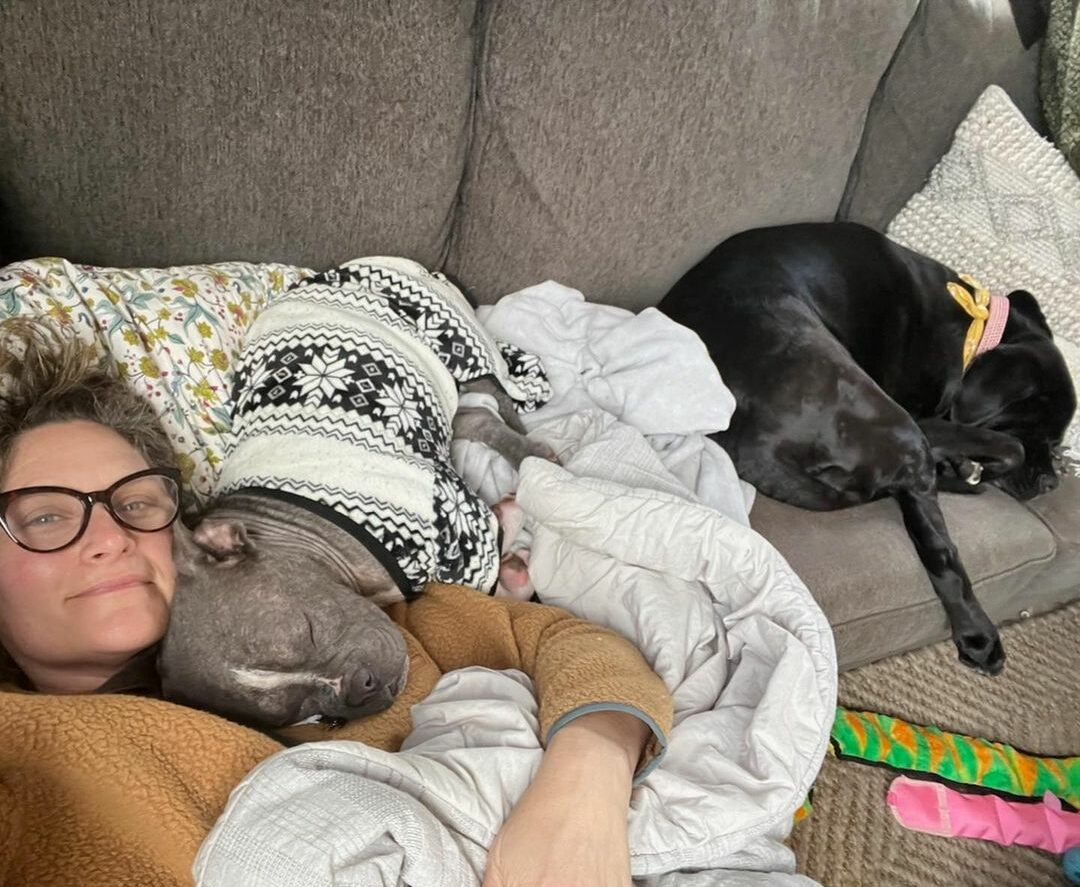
[887,775,1080,855]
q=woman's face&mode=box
[0,420,176,692]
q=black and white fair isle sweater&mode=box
[215,257,550,600]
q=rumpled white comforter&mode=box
[194,282,837,886]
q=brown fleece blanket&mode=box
[0,584,671,887]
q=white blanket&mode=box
[464,281,756,524]
[194,283,836,886]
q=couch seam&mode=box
[1017,489,1080,548]
[836,597,1080,671]
[437,0,494,274]
[828,543,1059,631]
[834,0,924,224]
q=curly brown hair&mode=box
[0,317,178,686]
[0,317,176,484]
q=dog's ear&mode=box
[952,344,1036,427]
[193,517,255,565]
[1006,290,1053,337]
[173,517,255,573]
[172,522,213,578]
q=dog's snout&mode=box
[345,667,378,706]
[1038,472,1059,495]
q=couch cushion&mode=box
[0,0,475,270]
[838,0,1043,231]
[749,483,1080,671]
[448,0,918,309]
[1025,474,1080,550]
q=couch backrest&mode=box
[838,0,1045,232]
[7,0,1035,310]
[0,0,477,273]
[444,0,919,307]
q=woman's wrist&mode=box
[542,710,650,789]
[482,710,645,886]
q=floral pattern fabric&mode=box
[0,258,310,506]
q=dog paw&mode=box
[495,552,534,600]
[493,495,526,541]
[961,459,983,485]
[525,438,560,464]
[956,630,1006,676]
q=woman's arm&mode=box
[290,583,671,883]
[400,583,671,773]
[400,584,672,885]
[482,709,648,887]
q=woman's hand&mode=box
[482,710,649,887]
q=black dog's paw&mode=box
[935,457,987,494]
[936,477,989,494]
[956,631,1006,676]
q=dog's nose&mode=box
[345,667,379,706]
[1038,473,1059,494]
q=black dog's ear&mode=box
[1006,290,1053,337]
[951,344,1033,427]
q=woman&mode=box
[0,317,670,887]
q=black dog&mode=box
[659,222,1076,675]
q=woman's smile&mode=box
[71,574,152,600]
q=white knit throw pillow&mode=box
[887,84,1080,474]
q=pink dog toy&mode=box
[887,776,1080,854]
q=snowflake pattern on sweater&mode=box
[216,257,550,599]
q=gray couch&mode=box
[2,0,1076,670]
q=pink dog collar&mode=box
[947,275,1011,372]
[975,294,1010,358]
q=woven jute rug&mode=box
[791,598,1080,887]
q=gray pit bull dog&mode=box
[158,259,550,728]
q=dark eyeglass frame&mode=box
[0,467,182,553]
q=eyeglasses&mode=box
[0,467,181,553]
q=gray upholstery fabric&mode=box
[447,0,919,309]
[0,0,476,269]
[1023,471,1080,549]
[838,0,1045,231]
[750,477,1080,671]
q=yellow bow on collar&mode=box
[946,273,991,372]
